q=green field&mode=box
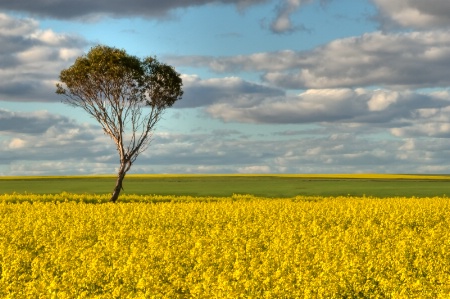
[1,174,450,197]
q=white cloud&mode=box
[269,0,313,34]
[0,0,321,36]
[391,115,450,138]
[367,90,399,111]
[0,0,269,20]
[169,30,450,90]
[265,30,450,89]
[238,165,271,173]
[5,160,114,176]
[175,75,284,108]
[171,75,450,145]
[0,13,38,36]
[204,88,450,124]
[166,50,301,73]
[373,0,450,29]
[0,13,87,102]
[0,109,80,134]
[2,108,450,175]
[0,110,111,172]
[131,128,450,174]
[8,138,26,149]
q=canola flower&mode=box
[0,193,450,298]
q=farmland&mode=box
[1,173,450,197]
[1,175,450,297]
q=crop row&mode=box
[1,194,450,298]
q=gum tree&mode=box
[56,45,183,202]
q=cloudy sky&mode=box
[1,0,450,175]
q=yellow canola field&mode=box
[1,194,450,298]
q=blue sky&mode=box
[1,0,450,175]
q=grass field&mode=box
[1,174,450,197]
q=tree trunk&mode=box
[110,164,127,203]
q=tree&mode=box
[56,45,183,202]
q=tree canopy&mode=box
[56,45,183,202]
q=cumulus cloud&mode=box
[0,109,79,134]
[373,0,450,30]
[0,14,87,102]
[0,0,338,36]
[133,131,388,173]
[140,130,450,174]
[172,75,450,142]
[6,129,450,175]
[3,108,450,175]
[269,0,311,34]
[0,110,115,175]
[204,88,450,124]
[0,113,281,175]
[176,75,284,108]
[3,0,449,36]
[0,0,268,20]
[391,104,450,138]
[267,0,332,34]
[169,30,450,90]
[166,50,302,73]
[0,110,103,149]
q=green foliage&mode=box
[56,45,183,108]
